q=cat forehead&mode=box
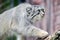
[26,6,44,15]
[26,6,42,10]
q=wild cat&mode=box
[0,3,48,40]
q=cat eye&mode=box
[26,7,32,14]
[36,9,41,15]
[41,9,45,13]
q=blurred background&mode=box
[0,0,60,40]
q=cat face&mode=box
[26,7,45,24]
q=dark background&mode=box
[0,0,26,14]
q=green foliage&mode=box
[0,0,11,14]
[5,35,17,40]
[14,0,18,6]
[0,0,19,14]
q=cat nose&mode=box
[43,13,45,16]
[41,11,45,18]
